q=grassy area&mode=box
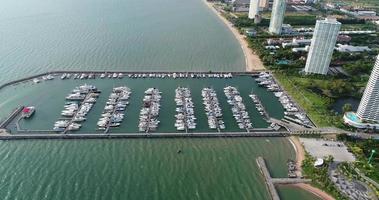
[273,72,345,127]
[338,135,379,183]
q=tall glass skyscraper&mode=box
[357,55,379,122]
[268,0,286,35]
[248,0,260,19]
[304,18,341,75]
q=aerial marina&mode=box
[0,71,311,136]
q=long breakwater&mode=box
[0,70,264,91]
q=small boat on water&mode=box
[22,106,35,118]
[46,74,54,80]
[32,78,40,84]
[80,73,88,79]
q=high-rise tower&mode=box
[248,0,260,19]
[259,0,269,10]
[304,18,341,75]
[356,55,379,122]
[269,0,286,34]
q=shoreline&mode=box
[289,136,336,200]
[203,0,265,72]
[293,183,335,200]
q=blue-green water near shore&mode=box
[0,0,322,199]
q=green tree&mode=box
[342,103,353,113]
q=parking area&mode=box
[299,138,356,162]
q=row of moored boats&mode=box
[32,73,235,84]
[224,86,252,130]
[249,93,267,118]
[97,87,131,130]
[202,88,225,130]
[255,72,312,127]
[54,84,100,132]
[32,74,54,83]
[51,83,303,132]
[138,88,161,132]
[174,87,196,131]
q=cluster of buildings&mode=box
[287,0,317,4]
[280,18,379,129]
[226,0,379,129]
[265,32,368,53]
[230,0,287,34]
[325,3,379,21]
[263,18,370,75]
[229,0,268,12]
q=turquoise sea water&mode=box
[0,0,244,85]
[0,0,322,199]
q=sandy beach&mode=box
[203,1,265,72]
[293,183,335,200]
[289,136,336,200]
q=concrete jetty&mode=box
[256,157,311,200]
[0,70,263,91]
[0,106,24,128]
[257,157,280,200]
[0,131,289,140]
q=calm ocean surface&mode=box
[0,0,320,199]
[0,0,244,85]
